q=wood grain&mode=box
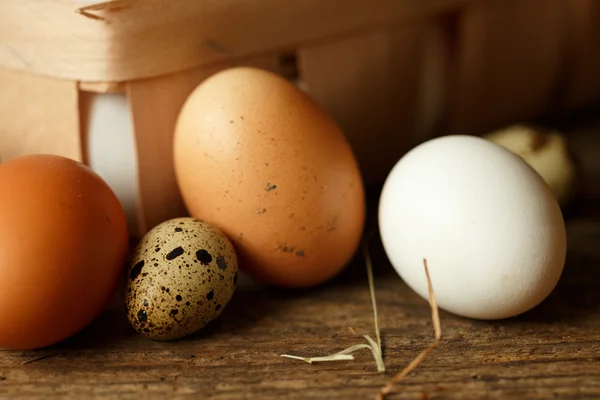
[446,0,567,135]
[127,68,211,237]
[299,26,424,184]
[0,69,81,163]
[0,213,599,400]
[560,0,600,112]
[0,0,473,82]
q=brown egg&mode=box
[0,154,129,350]
[174,67,365,288]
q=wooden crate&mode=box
[1,0,599,237]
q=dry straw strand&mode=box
[280,238,442,400]
[377,258,442,400]
[280,236,385,372]
[363,239,385,372]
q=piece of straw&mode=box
[280,239,385,372]
[376,259,442,400]
[280,243,442,400]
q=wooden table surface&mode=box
[1,114,600,400]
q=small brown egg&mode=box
[174,67,366,289]
[125,218,238,341]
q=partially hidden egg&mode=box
[483,124,578,207]
[173,67,365,289]
[0,154,129,350]
[379,135,567,320]
[126,218,238,340]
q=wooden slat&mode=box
[299,27,425,184]
[78,81,126,94]
[127,55,284,236]
[0,68,81,162]
[446,0,567,134]
[414,22,450,144]
[561,0,600,111]
[127,72,211,237]
[0,0,473,82]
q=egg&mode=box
[125,218,238,340]
[173,67,365,288]
[483,124,578,206]
[378,135,567,320]
[0,154,129,350]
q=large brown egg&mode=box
[174,67,365,288]
[0,154,129,350]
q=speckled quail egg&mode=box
[125,217,238,340]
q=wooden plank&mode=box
[561,0,600,111]
[0,214,598,399]
[127,71,212,237]
[446,0,567,135]
[299,26,425,184]
[127,55,284,236]
[0,68,81,162]
[78,81,126,94]
[414,22,451,145]
[0,0,474,82]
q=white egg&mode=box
[379,135,567,320]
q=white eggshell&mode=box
[379,135,567,320]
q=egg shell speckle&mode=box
[125,218,238,340]
[173,67,365,289]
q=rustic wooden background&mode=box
[1,110,599,399]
